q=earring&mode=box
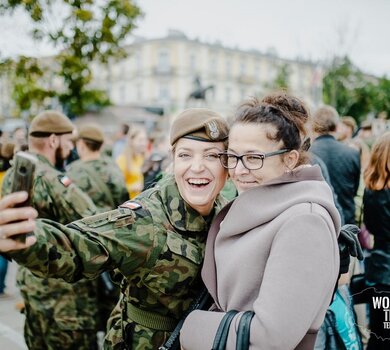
[284,163,292,173]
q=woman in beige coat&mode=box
[180,93,341,350]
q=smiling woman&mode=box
[180,93,341,350]
[174,140,227,216]
[7,107,230,350]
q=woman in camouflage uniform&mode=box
[8,108,229,350]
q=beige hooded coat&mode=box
[180,165,341,350]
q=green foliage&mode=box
[264,62,290,92]
[1,0,142,117]
[273,63,290,90]
[323,56,390,122]
[0,56,55,118]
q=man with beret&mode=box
[67,123,129,332]
[68,124,129,212]
[6,108,230,349]
[2,110,99,350]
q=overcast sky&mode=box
[1,0,389,77]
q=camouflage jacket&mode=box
[9,175,227,349]
[2,153,98,330]
[2,153,97,222]
[67,157,129,212]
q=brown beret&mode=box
[170,108,229,146]
[75,124,104,143]
[360,120,372,130]
[29,110,74,136]
[0,142,15,159]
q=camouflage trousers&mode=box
[23,300,98,350]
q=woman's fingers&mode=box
[0,191,29,210]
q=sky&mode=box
[0,0,389,77]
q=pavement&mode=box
[0,261,27,350]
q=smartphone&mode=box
[10,151,38,242]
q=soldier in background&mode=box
[67,123,129,333]
[2,110,99,350]
[67,124,129,212]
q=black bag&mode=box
[212,310,255,350]
[158,288,212,350]
[212,310,239,350]
[350,273,371,304]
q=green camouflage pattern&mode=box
[67,156,128,331]
[2,153,98,350]
[67,157,129,212]
[9,174,227,350]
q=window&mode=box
[225,87,231,103]
[158,50,170,73]
[136,83,142,101]
[158,84,170,102]
[226,59,232,78]
[240,59,246,76]
[189,53,197,71]
[120,85,126,104]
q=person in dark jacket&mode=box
[363,131,390,350]
[310,106,360,224]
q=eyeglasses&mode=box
[218,149,290,170]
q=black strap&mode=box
[211,310,239,350]
[158,288,212,350]
[235,311,255,350]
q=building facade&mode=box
[91,30,323,115]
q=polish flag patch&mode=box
[60,176,72,187]
[120,201,142,210]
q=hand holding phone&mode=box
[10,152,38,242]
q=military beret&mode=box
[0,142,15,159]
[75,124,104,143]
[29,110,74,137]
[170,108,229,146]
[360,120,372,130]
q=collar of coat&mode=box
[261,164,324,186]
[155,174,226,233]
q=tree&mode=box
[264,62,290,92]
[0,0,142,117]
[0,57,55,118]
[273,63,290,90]
[323,56,390,122]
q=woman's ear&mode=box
[284,150,300,170]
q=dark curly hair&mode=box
[234,92,311,166]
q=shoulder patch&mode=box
[59,175,72,187]
[120,200,142,210]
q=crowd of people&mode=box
[0,92,388,350]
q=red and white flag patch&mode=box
[120,201,142,210]
[59,176,72,187]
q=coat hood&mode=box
[220,165,341,238]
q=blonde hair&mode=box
[364,132,390,190]
[123,125,147,172]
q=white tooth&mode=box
[188,179,209,185]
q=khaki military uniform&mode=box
[9,175,227,350]
[2,153,98,350]
[67,157,129,212]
